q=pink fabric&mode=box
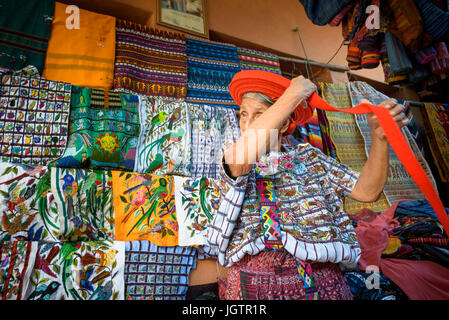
[380,258,449,300]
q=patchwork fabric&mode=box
[23,240,125,300]
[124,241,196,300]
[114,20,188,98]
[173,176,221,246]
[0,0,54,74]
[134,97,191,176]
[348,81,436,205]
[320,82,390,214]
[0,241,37,300]
[236,47,282,74]
[0,163,55,242]
[188,104,240,179]
[56,86,140,171]
[0,73,71,165]
[113,172,178,245]
[50,167,115,242]
[208,143,361,268]
[185,35,241,109]
[42,2,116,90]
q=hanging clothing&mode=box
[298,0,355,26]
[0,0,55,74]
[42,2,116,90]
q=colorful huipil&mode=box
[51,167,115,241]
[56,86,140,171]
[0,73,71,165]
[23,240,125,300]
[125,241,196,300]
[173,176,221,246]
[134,97,191,176]
[113,171,178,245]
[208,143,361,270]
[114,20,188,98]
[236,47,282,74]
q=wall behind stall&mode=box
[58,0,385,83]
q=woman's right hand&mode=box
[284,75,317,104]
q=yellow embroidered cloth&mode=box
[42,2,116,90]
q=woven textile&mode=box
[42,2,116,90]
[0,73,71,165]
[56,86,140,171]
[188,104,240,179]
[344,271,407,300]
[50,167,115,241]
[185,35,241,109]
[114,20,188,98]
[125,241,196,300]
[236,47,282,74]
[320,82,390,214]
[134,97,191,176]
[348,81,437,205]
[421,102,449,182]
[0,0,54,74]
[113,172,178,245]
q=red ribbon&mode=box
[229,70,449,237]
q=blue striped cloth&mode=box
[414,0,449,41]
[385,32,413,74]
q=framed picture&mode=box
[157,0,209,38]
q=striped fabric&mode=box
[236,47,282,74]
[185,35,241,109]
[384,32,413,74]
[0,0,54,74]
[414,0,449,42]
[114,20,188,99]
[361,51,380,69]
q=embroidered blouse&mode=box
[207,143,362,269]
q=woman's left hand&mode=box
[363,98,409,141]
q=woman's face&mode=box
[238,97,269,135]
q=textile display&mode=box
[0,163,56,242]
[23,240,125,300]
[50,167,115,242]
[384,32,413,75]
[112,171,178,245]
[124,240,196,300]
[299,0,355,26]
[348,81,436,205]
[208,143,361,269]
[56,86,140,171]
[0,241,38,300]
[0,73,71,165]
[134,97,191,176]
[344,271,407,300]
[173,176,221,247]
[114,19,187,98]
[236,47,282,74]
[320,82,390,214]
[188,104,240,179]
[42,2,116,90]
[185,35,241,109]
[414,0,449,41]
[0,0,55,74]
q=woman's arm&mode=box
[224,76,316,178]
[349,99,409,202]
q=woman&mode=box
[207,72,409,300]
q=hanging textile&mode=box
[298,0,355,26]
[0,73,71,165]
[50,167,115,241]
[185,35,241,109]
[320,83,390,214]
[384,32,413,75]
[188,104,240,179]
[173,176,221,247]
[42,2,116,90]
[56,86,140,171]
[125,241,196,300]
[414,0,449,41]
[348,81,437,206]
[0,0,55,74]
[344,271,407,300]
[236,47,282,74]
[114,20,187,98]
[421,102,449,182]
[0,241,38,300]
[23,240,125,300]
[134,97,191,176]
[112,171,178,245]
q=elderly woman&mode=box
[208,72,409,300]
